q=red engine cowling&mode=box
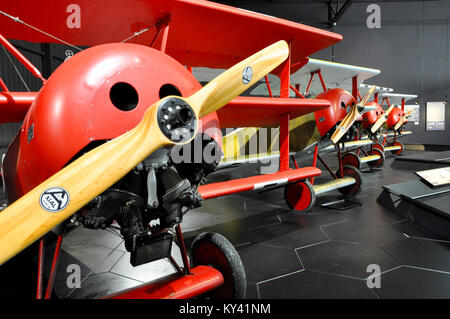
[362,102,384,130]
[4,43,220,202]
[314,88,356,137]
[386,107,405,129]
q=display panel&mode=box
[426,101,445,130]
[405,104,420,125]
[415,166,450,187]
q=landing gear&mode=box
[284,180,316,213]
[366,148,385,168]
[341,152,361,170]
[190,232,247,299]
[336,165,363,196]
[372,142,385,153]
[390,141,404,155]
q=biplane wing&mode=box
[381,93,418,106]
[198,166,321,199]
[251,58,381,97]
[216,96,330,128]
[321,139,373,152]
[0,0,341,73]
[359,83,393,97]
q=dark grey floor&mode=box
[48,150,450,299]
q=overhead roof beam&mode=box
[328,0,354,28]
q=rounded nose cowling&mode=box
[314,88,356,138]
[15,43,204,194]
[362,102,383,130]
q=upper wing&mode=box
[0,0,341,71]
[251,58,381,97]
[381,93,418,106]
[217,96,330,128]
[0,92,37,124]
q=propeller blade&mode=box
[394,110,413,130]
[0,41,289,265]
[331,85,376,144]
[371,105,394,133]
[189,40,289,117]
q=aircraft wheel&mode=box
[284,180,316,213]
[391,141,404,155]
[366,148,385,168]
[336,165,363,196]
[341,152,361,170]
[372,142,385,153]
[190,232,246,299]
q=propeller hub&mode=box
[157,97,197,143]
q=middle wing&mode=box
[216,96,330,128]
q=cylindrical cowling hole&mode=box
[110,82,139,111]
[159,84,182,99]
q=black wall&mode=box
[222,0,450,146]
[1,1,449,147]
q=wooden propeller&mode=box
[0,40,289,265]
[371,105,395,133]
[394,109,413,130]
[331,85,376,144]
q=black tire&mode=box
[336,165,363,196]
[190,232,246,299]
[366,148,385,168]
[284,180,316,213]
[341,152,361,170]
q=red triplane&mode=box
[0,0,416,299]
[0,0,343,299]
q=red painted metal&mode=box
[216,97,329,128]
[175,225,191,275]
[105,265,224,299]
[36,239,45,300]
[386,97,391,108]
[279,42,291,172]
[289,84,305,99]
[401,98,405,111]
[305,73,314,95]
[0,92,37,124]
[316,70,327,92]
[374,92,379,104]
[0,33,45,83]
[337,146,344,178]
[314,88,355,137]
[284,182,313,211]
[5,43,207,199]
[44,235,63,299]
[0,78,9,92]
[362,102,383,130]
[198,167,321,200]
[279,113,290,171]
[1,0,342,73]
[264,75,273,98]
[317,153,338,180]
[386,107,405,129]
[160,22,170,53]
[291,155,299,169]
[351,76,358,100]
[310,144,319,185]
